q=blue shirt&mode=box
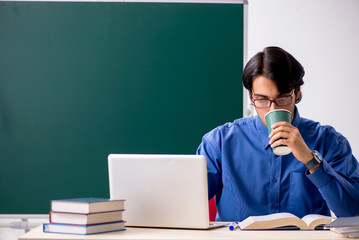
[197,108,359,221]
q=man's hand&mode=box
[268,121,313,165]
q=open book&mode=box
[238,213,334,230]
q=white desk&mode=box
[20,225,347,240]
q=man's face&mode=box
[251,75,298,128]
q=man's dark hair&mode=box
[242,46,305,103]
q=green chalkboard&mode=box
[0,1,244,213]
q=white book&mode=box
[50,210,124,225]
[238,213,334,230]
[51,198,125,214]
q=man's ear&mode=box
[248,91,254,104]
[295,88,302,104]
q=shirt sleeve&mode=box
[196,130,222,200]
[306,127,359,217]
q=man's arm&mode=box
[196,133,222,200]
[270,121,359,217]
[306,149,359,217]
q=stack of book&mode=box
[43,197,126,235]
[325,216,359,238]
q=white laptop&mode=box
[108,154,226,229]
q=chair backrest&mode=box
[208,197,217,221]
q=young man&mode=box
[197,46,359,221]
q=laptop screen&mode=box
[108,154,210,229]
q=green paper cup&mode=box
[265,109,292,156]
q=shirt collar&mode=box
[255,107,301,149]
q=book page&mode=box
[302,214,334,230]
[325,216,359,228]
[330,226,359,234]
[239,213,307,230]
[249,213,298,221]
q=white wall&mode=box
[247,0,359,158]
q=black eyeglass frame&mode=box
[251,90,295,109]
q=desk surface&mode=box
[20,225,347,240]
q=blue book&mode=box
[43,221,126,235]
[51,198,125,214]
[50,210,125,225]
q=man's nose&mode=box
[269,101,279,111]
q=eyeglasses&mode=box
[251,90,294,109]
